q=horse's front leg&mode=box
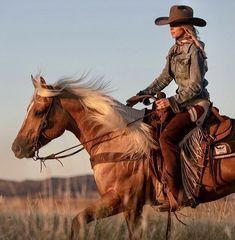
[70,189,121,240]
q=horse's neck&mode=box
[61,98,103,155]
[61,97,153,160]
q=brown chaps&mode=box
[159,105,204,200]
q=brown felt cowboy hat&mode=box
[155,5,206,27]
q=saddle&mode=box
[204,106,232,143]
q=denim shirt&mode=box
[142,42,210,113]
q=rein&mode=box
[32,94,156,170]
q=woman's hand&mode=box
[155,98,170,110]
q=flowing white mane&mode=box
[34,75,156,158]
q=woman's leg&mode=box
[159,106,204,203]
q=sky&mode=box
[1,0,235,181]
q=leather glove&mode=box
[136,90,147,96]
[126,90,152,107]
[126,95,141,107]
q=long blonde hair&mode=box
[181,24,208,71]
[182,25,206,54]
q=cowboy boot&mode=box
[158,172,180,212]
[158,132,181,212]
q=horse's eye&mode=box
[35,109,46,116]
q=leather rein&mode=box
[32,94,156,171]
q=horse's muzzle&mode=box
[12,140,35,159]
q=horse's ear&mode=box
[31,75,47,89]
[31,75,37,88]
[40,76,47,85]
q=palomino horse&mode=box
[12,75,235,240]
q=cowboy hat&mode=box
[155,5,206,27]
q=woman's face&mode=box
[170,25,185,39]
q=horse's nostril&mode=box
[12,143,22,157]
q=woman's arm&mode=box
[138,46,175,96]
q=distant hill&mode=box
[0,175,98,198]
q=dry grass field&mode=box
[0,195,234,240]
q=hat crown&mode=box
[169,5,194,21]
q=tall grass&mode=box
[0,195,234,240]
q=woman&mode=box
[128,5,210,211]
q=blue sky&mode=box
[1,0,235,181]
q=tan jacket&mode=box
[142,42,210,113]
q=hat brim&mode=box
[155,17,207,27]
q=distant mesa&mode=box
[0,175,98,198]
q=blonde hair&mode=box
[181,24,208,71]
[182,25,206,54]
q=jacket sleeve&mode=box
[168,46,206,112]
[140,48,174,95]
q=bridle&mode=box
[32,95,54,160]
[30,93,114,170]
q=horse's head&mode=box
[12,75,71,159]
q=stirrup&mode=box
[158,200,172,212]
[158,191,178,212]
[158,201,178,212]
